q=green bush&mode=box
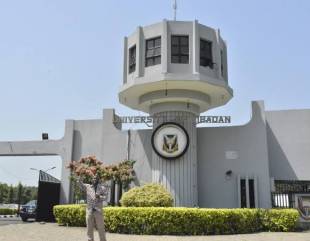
[53,204,86,227]
[0,208,17,215]
[261,209,299,232]
[120,183,173,207]
[53,205,299,234]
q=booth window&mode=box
[240,178,256,208]
[171,35,189,64]
[200,39,213,68]
[145,37,161,67]
[249,179,255,208]
[240,179,247,208]
[220,49,224,77]
[129,45,136,74]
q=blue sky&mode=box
[0,0,309,186]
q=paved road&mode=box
[0,223,310,241]
[0,216,23,226]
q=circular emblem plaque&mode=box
[151,122,189,160]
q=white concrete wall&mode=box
[0,120,74,204]
[197,101,272,208]
[1,102,309,208]
[68,110,153,189]
[266,109,310,180]
[127,129,153,186]
[72,119,103,161]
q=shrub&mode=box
[53,205,300,234]
[120,183,173,207]
[261,209,299,232]
[53,205,86,227]
[0,208,17,215]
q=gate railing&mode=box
[271,180,310,208]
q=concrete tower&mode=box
[119,20,233,207]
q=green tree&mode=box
[0,183,37,204]
[29,186,38,201]
[0,183,8,203]
[7,185,14,204]
[16,182,23,212]
[23,189,32,204]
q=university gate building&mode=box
[0,20,309,210]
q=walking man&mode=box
[78,174,109,241]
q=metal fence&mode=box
[271,180,310,208]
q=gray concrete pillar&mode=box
[150,103,198,207]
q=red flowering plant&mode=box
[68,156,136,203]
[67,156,113,184]
[67,156,135,185]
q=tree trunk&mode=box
[117,182,123,206]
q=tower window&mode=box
[171,35,189,64]
[129,45,136,74]
[200,39,213,68]
[220,49,224,77]
[145,37,161,67]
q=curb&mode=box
[0,215,18,218]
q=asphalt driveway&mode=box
[0,216,23,226]
[0,222,310,241]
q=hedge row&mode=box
[53,205,299,235]
[0,208,17,215]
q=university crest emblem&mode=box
[151,122,189,160]
[163,134,178,153]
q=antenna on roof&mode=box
[173,0,177,21]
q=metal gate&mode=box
[36,171,60,222]
[271,180,310,208]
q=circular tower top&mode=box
[119,20,233,114]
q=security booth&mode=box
[36,170,61,222]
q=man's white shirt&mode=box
[78,179,110,212]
